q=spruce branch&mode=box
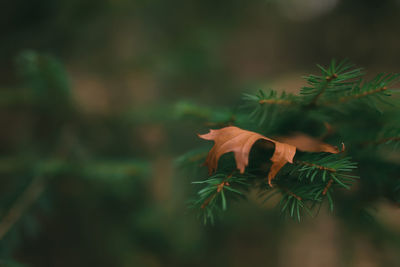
[243,89,298,126]
[363,137,400,147]
[258,99,293,105]
[322,73,400,109]
[290,154,358,186]
[280,186,302,201]
[295,160,337,173]
[309,73,338,106]
[268,154,358,220]
[0,176,45,240]
[322,178,334,195]
[362,124,400,150]
[301,59,364,105]
[338,85,388,102]
[191,172,252,224]
[185,59,399,225]
[173,101,237,127]
[200,173,233,209]
[274,183,321,221]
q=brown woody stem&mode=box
[201,194,217,209]
[0,176,45,240]
[322,179,334,195]
[259,99,292,105]
[339,86,387,103]
[310,73,337,105]
[361,136,400,147]
[201,173,233,209]
[296,161,337,172]
[281,187,302,201]
[375,136,400,144]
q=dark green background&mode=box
[1,0,400,266]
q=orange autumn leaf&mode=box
[198,126,296,186]
[198,126,341,186]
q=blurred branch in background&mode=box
[0,176,45,240]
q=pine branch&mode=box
[322,178,334,195]
[243,89,298,127]
[322,73,400,110]
[280,186,302,201]
[173,101,237,127]
[200,174,232,209]
[295,160,337,173]
[275,183,319,221]
[290,154,358,186]
[258,99,293,105]
[0,176,45,240]
[363,137,400,147]
[362,126,400,150]
[266,154,358,221]
[301,59,364,105]
[175,148,209,167]
[338,86,388,102]
[185,59,399,225]
[309,73,338,105]
[0,157,151,181]
[191,172,252,224]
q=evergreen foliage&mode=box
[0,51,152,264]
[1,51,400,265]
[181,60,400,224]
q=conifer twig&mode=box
[377,136,400,144]
[338,86,387,103]
[258,99,293,105]
[201,173,233,209]
[310,73,337,106]
[281,186,302,201]
[361,136,400,147]
[295,160,337,172]
[322,178,334,195]
[0,176,45,240]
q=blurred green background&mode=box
[1,0,400,266]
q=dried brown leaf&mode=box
[198,126,342,187]
[198,126,296,186]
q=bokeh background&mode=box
[1,0,400,266]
